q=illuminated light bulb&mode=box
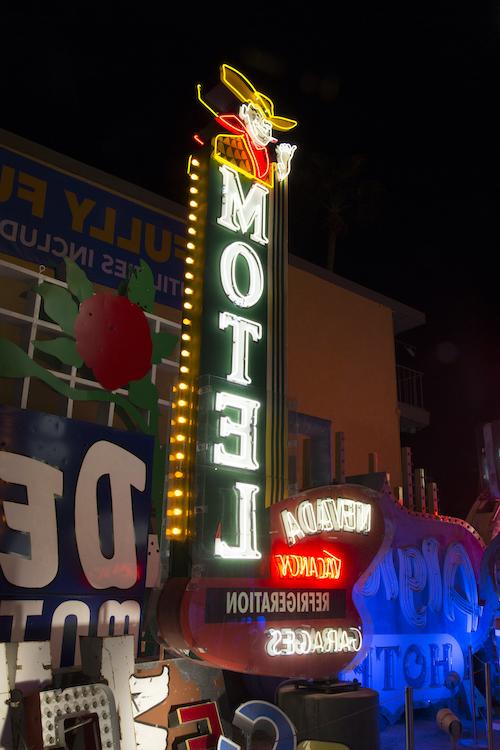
[181,349,190,357]
[167,490,175,498]
[188,213,197,221]
[189,200,198,208]
[184,301,193,310]
[180,365,189,374]
[175,451,185,460]
[176,435,185,442]
[188,227,196,235]
[185,287,193,295]
[173,508,183,516]
[178,399,187,407]
[172,527,181,535]
[190,173,199,181]
[186,257,194,265]
[192,158,200,167]
[181,333,191,341]
[179,383,188,390]
[174,471,183,478]
[182,318,191,325]
[187,242,195,250]
[190,187,198,194]
[178,416,186,424]
[184,272,193,281]
[174,489,183,497]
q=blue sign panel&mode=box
[0,406,153,667]
[0,144,185,308]
[340,493,494,721]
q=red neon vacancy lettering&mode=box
[274,550,342,580]
[176,701,224,750]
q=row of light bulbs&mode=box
[166,156,201,539]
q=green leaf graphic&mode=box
[0,337,150,434]
[127,260,155,312]
[37,282,79,335]
[0,338,41,377]
[33,337,83,368]
[117,278,129,296]
[152,331,178,363]
[128,375,158,409]
[64,258,93,302]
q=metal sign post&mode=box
[405,687,414,750]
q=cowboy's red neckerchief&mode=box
[217,114,270,182]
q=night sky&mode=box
[3,5,500,519]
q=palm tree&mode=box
[293,151,385,272]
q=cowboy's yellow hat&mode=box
[221,64,297,132]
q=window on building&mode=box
[288,411,331,494]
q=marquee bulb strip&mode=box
[166,155,206,540]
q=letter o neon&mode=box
[220,241,264,308]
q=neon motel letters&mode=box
[212,164,267,560]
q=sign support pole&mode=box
[405,686,414,750]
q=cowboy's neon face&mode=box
[239,103,274,148]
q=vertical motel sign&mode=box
[166,65,297,569]
[160,65,385,677]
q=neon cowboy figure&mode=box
[198,64,297,187]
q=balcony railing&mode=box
[397,365,424,409]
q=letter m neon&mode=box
[217,165,269,245]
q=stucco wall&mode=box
[288,263,402,490]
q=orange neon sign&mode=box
[274,550,342,580]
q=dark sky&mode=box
[3,5,500,518]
